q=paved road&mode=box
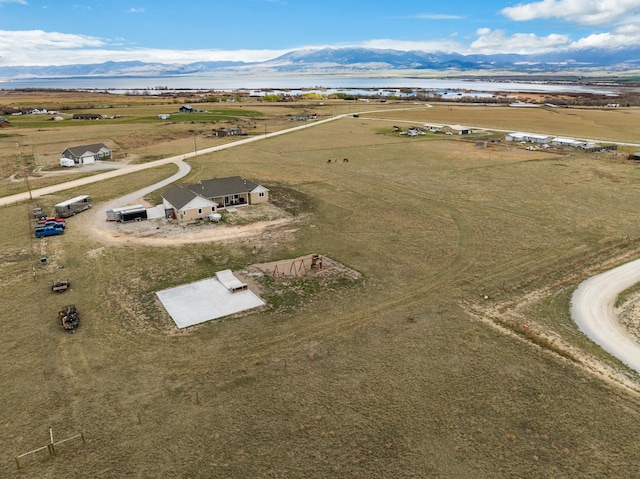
[571,259,640,373]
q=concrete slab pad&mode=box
[156,275,264,329]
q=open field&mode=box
[0,90,377,180]
[3,94,640,477]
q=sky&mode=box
[0,0,639,66]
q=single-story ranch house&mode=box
[61,143,112,165]
[162,176,269,222]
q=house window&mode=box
[259,192,265,197]
[198,208,202,214]
[211,206,216,212]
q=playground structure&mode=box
[270,254,323,280]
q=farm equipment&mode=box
[33,207,46,220]
[59,304,79,331]
[51,280,70,293]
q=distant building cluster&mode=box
[506,132,598,150]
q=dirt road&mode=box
[1,105,443,207]
[0,112,352,206]
[571,259,640,373]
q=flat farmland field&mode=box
[3,96,640,478]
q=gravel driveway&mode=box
[571,258,640,373]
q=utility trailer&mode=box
[55,195,92,218]
[106,204,147,222]
[52,280,70,293]
[119,206,147,223]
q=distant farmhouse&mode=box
[212,127,242,137]
[162,176,269,222]
[505,132,552,144]
[422,123,472,134]
[551,137,596,149]
[179,105,194,113]
[506,132,598,150]
[62,143,112,165]
[443,124,472,135]
[73,113,103,120]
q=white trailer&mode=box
[59,158,75,167]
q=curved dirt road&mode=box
[571,259,640,373]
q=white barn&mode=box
[505,132,552,144]
[551,137,593,148]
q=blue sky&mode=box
[1,0,639,65]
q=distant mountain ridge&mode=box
[1,46,639,79]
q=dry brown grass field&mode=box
[3,93,640,478]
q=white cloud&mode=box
[502,0,640,26]
[469,28,571,54]
[0,30,289,65]
[0,0,27,4]
[128,7,144,13]
[569,23,640,49]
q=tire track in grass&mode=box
[227,176,482,362]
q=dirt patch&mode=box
[616,292,640,341]
[240,254,361,288]
[85,201,300,247]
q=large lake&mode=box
[0,74,621,96]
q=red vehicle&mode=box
[37,217,66,225]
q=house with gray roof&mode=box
[162,176,269,222]
[62,143,112,165]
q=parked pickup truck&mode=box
[34,225,64,238]
[43,220,65,229]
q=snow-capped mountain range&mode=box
[1,46,639,79]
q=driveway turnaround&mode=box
[571,258,640,373]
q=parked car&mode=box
[44,220,65,229]
[34,225,64,238]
